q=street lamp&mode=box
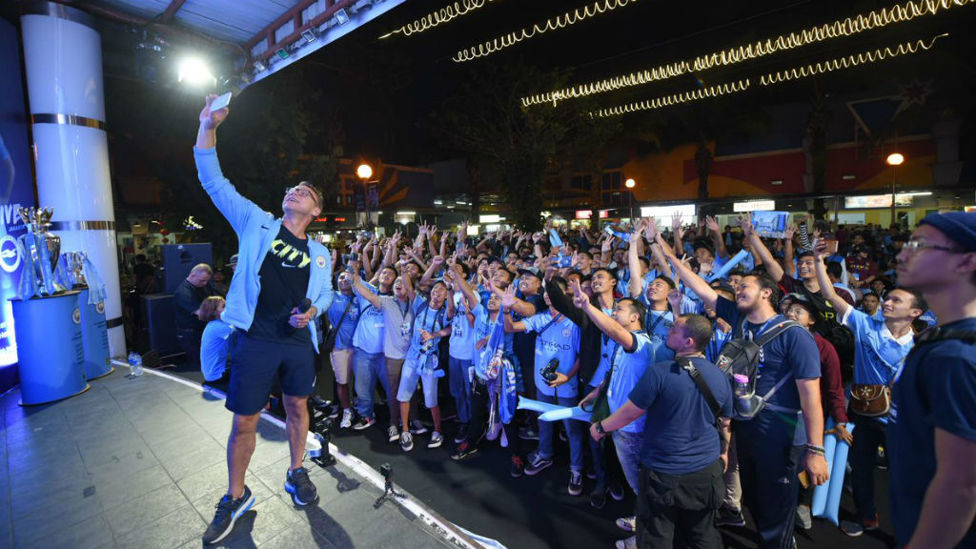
[357,163,373,227]
[886,153,904,228]
[625,178,636,221]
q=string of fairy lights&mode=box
[451,0,640,63]
[522,0,974,107]
[379,0,497,39]
[590,35,945,118]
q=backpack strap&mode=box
[677,357,724,428]
[754,320,801,347]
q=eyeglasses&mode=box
[285,186,318,201]
[902,240,961,254]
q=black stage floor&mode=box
[0,368,457,549]
[168,361,897,549]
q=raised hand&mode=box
[671,212,683,233]
[667,289,684,312]
[645,218,659,241]
[705,216,721,234]
[500,284,517,310]
[601,236,614,254]
[739,214,755,239]
[570,278,589,309]
[784,224,797,241]
[199,94,229,129]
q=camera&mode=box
[540,357,559,382]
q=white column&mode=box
[20,2,125,357]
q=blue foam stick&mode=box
[811,418,838,516]
[823,422,855,526]
[705,249,750,282]
[539,406,592,423]
[516,396,564,415]
[548,229,563,248]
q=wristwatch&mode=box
[594,421,606,435]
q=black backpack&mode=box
[714,319,801,379]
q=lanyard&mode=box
[537,313,564,336]
[645,309,669,335]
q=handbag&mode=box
[850,383,891,417]
[323,298,355,353]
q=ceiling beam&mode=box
[158,0,188,23]
[245,0,358,62]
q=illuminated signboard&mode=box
[733,200,776,212]
[639,204,696,226]
[575,210,593,219]
[845,194,914,208]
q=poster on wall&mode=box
[1,17,38,372]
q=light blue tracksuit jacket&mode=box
[194,147,335,353]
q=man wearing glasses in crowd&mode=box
[194,95,336,544]
[888,212,976,549]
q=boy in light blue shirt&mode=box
[503,278,585,496]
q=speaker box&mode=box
[161,243,213,294]
[141,294,181,356]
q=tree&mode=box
[431,63,619,230]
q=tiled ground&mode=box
[0,370,454,549]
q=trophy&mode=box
[17,207,64,297]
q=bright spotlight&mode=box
[356,164,373,179]
[178,57,215,86]
[886,153,905,166]
[625,178,636,189]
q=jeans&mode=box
[449,356,473,424]
[536,391,584,471]
[851,412,886,520]
[353,348,388,420]
[735,411,803,549]
[613,429,642,493]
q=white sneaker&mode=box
[387,424,399,443]
[614,535,637,549]
[427,431,443,448]
[400,432,414,452]
[616,516,636,532]
[339,409,353,429]
[410,420,428,435]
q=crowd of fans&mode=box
[190,96,976,548]
[193,211,957,548]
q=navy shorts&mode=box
[226,334,316,415]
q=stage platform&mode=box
[0,368,471,549]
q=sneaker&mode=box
[499,427,508,448]
[387,424,399,443]
[427,431,443,448]
[451,442,479,461]
[510,456,525,478]
[840,520,864,537]
[400,431,414,452]
[410,420,428,435]
[568,470,583,496]
[616,516,636,533]
[284,467,319,507]
[454,423,469,444]
[715,507,746,528]
[518,425,539,441]
[202,485,255,545]
[585,468,597,480]
[609,482,625,501]
[614,536,637,549]
[524,452,553,476]
[589,484,608,509]
[352,416,375,431]
[339,409,353,429]
[796,504,812,530]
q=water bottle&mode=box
[732,373,761,418]
[127,351,143,377]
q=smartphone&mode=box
[210,91,232,112]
